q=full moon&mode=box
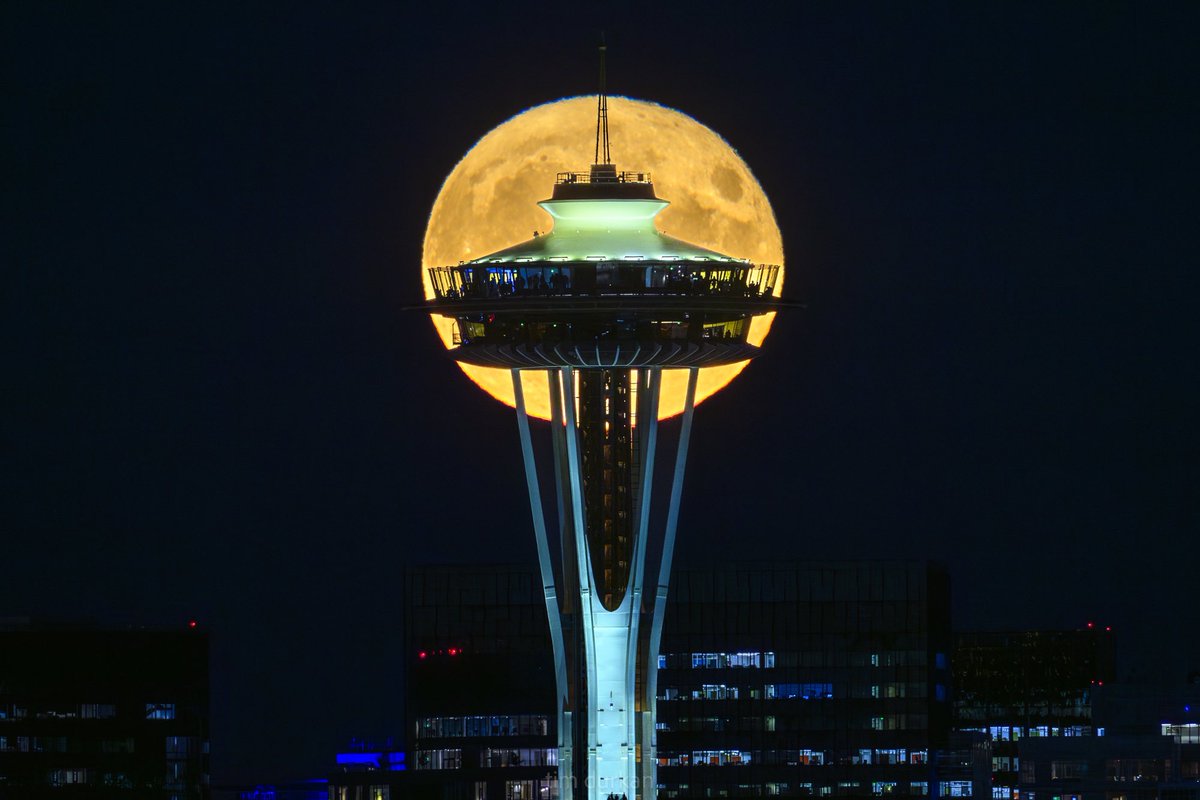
[422,96,784,420]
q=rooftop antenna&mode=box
[594,34,611,166]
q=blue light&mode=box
[336,752,406,770]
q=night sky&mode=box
[5,1,1198,786]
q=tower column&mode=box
[512,367,700,800]
[513,371,572,800]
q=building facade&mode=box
[1017,733,1197,800]
[0,619,210,799]
[402,566,559,800]
[656,562,958,799]
[953,628,1117,799]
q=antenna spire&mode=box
[595,34,611,166]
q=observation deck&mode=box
[426,260,784,368]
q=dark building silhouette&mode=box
[333,562,982,800]
[0,618,209,799]
[953,628,1117,798]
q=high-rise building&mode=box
[0,618,210,799]
[656,562,956,799]
[952,628,1116,799]
[423,48,787,800]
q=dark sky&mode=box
[4,0,1198,785]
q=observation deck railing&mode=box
[427,262,781,303]
[555,171,652,185]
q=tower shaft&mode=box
[513,367,700,800]
[578,369,635,610]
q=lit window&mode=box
[48,769,89,786]
[1163,723,1200,744]
[764,683,832,700]
[795,750,824,766]
[145,704,175,720]
[165,737,199,757]
[505,780,536,800]
[1051,761,1087,780]
[690,749,752,766]
[481,748,558,768]
[694,684,738,700]
[81,704,116,719]
[415,748,463,770]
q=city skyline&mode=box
[4,1,1198,787]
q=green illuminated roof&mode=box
[469,197,745,265]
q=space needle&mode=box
[424,46,788,800]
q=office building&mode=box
[656,561,960,799]
[0,618,209,799]
[952,628,1117,798]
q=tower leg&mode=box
[513,369,572,800]
[642,367,700,799]
[513,367,701,800]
